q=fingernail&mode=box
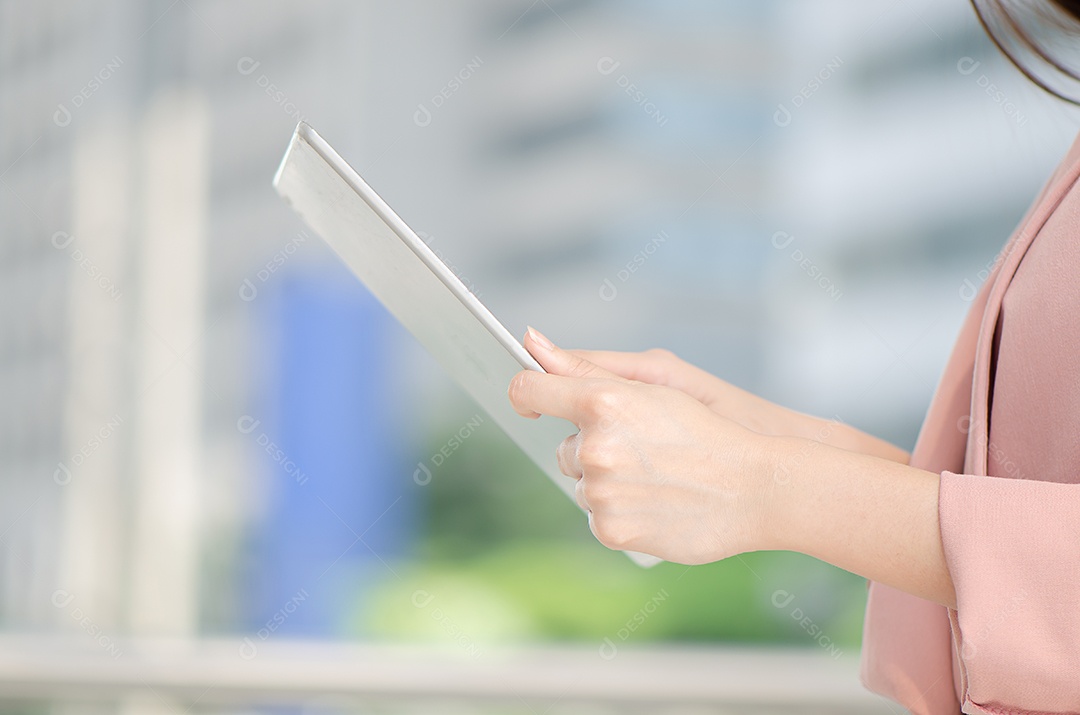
[526,325,555,351]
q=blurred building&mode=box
[0,0,417,644]
[420,0,780,389]
[0,0,146,636]
[1,0,1077,665]
[766,0,1076,446]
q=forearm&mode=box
[586,350,911,464]
[785,411,910,464]
[762,435,955,608]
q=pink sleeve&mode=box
[939,470,1080,712]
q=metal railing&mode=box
[0,635,901,713]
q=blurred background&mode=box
[1,0,1078,713]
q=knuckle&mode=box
[577,433,619,470]
[557,435,578,475]
[586,383,625,417]
[645,347,676,363]
[592,517,635,551]
[581,477,615,508]
[647,348,679,371]
[574,478,588,510]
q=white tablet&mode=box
[273,122,660,568]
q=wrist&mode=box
[741,432,800,553]
[756,434,824,553]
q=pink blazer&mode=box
[860,131,1080,713]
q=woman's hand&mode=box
[508,327,776,564]
[508,327,954,607]
[563,344,909,464]
[561,345,800,437]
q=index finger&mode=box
[565,349,667,383]
[523,328,631,383]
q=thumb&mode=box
[524,326,630,382]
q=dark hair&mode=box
[972,0,1080,103]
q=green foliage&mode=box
[359,410,868,650]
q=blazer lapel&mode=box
[966,150,1080,477]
